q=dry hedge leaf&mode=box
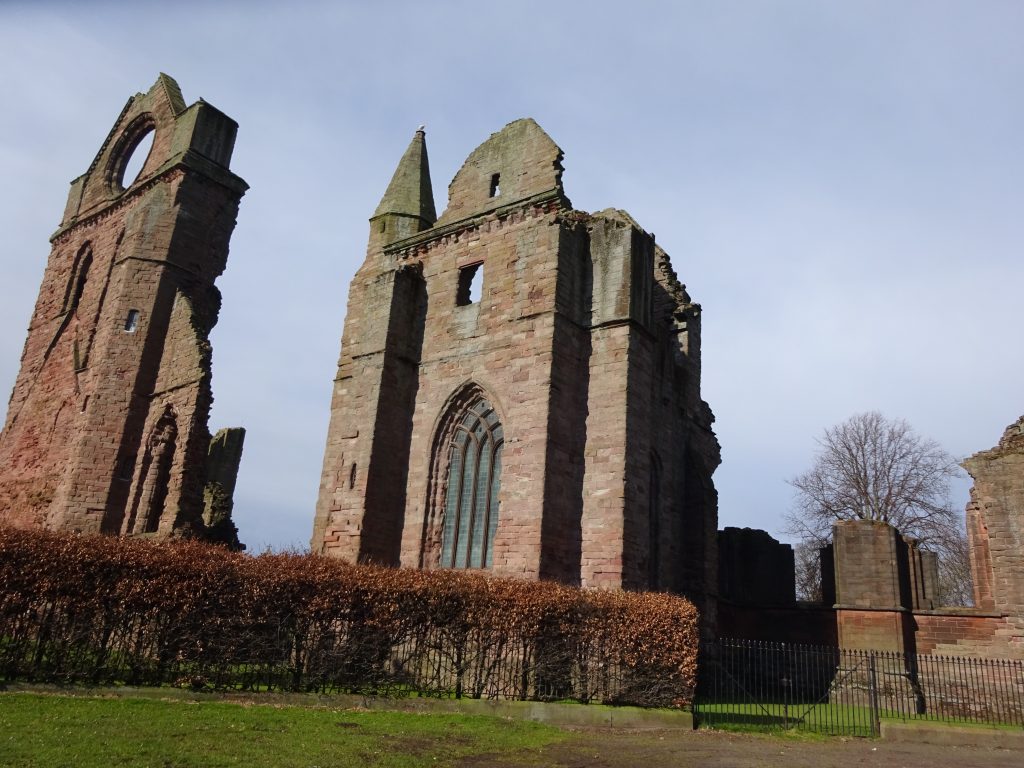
[0,526,698,706]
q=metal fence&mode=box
[0,608,683,707]
[695,638,1024,736]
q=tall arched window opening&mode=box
[440,397,503,569]
[63,244,93,315]
[123,405,178,536]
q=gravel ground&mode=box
[460,727,1021,768]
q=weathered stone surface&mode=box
[822,517,1023,657]
[203,427,246,550]
[829,520,939,651]
[961,415,1024,654]
[313,119,721,618]
[0,75,247,546]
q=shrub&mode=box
[0,527,698,707]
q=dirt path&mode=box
[461,728,1019,768]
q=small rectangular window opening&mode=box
[124,309,140,333]
[456,263,483,306]
[489,173,500,198]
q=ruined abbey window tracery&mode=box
[440,397,503,569]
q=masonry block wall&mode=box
[806,517,1023,658]
[831,520,942,651]
[0,75,247,543]
[717,527,796,607]
[960,415,1024,656]
[313,119,720,612]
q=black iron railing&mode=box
[695,638,1024,736]
[0,607,683,707]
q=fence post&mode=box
[868,653,880,737]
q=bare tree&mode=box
[934,525,974,606]
[793,540,824,602]
[786,411,972,605]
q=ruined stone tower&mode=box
[0,75,247,545]
[313,119,720,608]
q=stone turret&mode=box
[369,128,437,248]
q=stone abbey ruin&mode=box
[1,75,1022,657]
[0,75,246,549]
[311,116,720,620]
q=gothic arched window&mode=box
[440,397,503,569]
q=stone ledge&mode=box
[912,608,1006,618]
[383,188,565,255]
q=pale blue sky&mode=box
[1,1,1021,551]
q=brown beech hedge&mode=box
[0,527,699,707]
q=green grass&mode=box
[0,692,570,767]
[696,700,875,732]
[695,700,1024,736]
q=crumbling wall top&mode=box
[437,118,566,225]
[58,73,247,236]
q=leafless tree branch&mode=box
[785,411,972,605]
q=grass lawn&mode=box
[0,692,570,767]
[695,701,1023,735]
[695,701,874,736]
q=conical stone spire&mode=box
[371,127,437,244]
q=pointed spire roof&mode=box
[373,127,437,226]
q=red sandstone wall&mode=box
[314,120,720,609]
[0,76,245,539]
[912,612,1013,656]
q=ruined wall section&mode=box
[203,427,245,550]
[718,527,795,607]
[0,75,247,541]
[654,244,720,608]
[962,416,1024,652]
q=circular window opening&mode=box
[118,128,155,190]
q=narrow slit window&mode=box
[124,309,140,333]
[64,245,93,314]
[489,173,500,198]
[456,263,483,306]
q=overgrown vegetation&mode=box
[0,527,698,707]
